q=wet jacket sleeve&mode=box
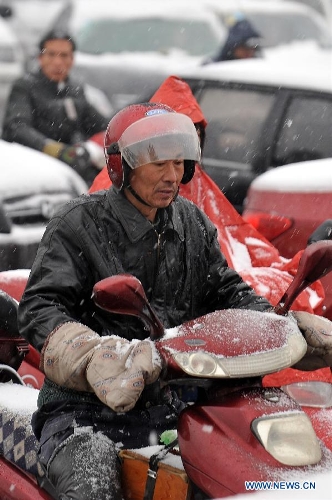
[2,78,49,150]
[18,215,97,352]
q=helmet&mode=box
[104,102,200,189]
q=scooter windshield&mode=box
[118,112,201,169]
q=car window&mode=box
[75,18,221,57]
[291,0,329,17]
[198,86,275,166]
[0,45,15,62]
[274,96,332,165]
[247,13,329,47]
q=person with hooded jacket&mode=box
[18,100,275,499]
[1,29,109,186]
[203,15,262,64]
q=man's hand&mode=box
[43,141,91,177]
[42,322,163,412]
[86,338,163,412]
[58,144,91,174]
[292,311,332,370]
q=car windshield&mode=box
[75,18,221,56]
[0,45,15,62]
[198,86,276,168]
[274,95,332,165]
[247,13,330,47]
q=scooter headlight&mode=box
[173,328,306,378]
[252,412,322,466]
[174,352,220,376]
[282,381,332,408]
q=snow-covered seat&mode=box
[0,383,43,477]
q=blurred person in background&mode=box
[2,29,109,186]
[203,14,262,64]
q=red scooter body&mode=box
[177,387,332,498]
[0,460,50,500]
[0,242,331,499]
[149,309,331,497]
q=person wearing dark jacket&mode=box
[17,101,275,499]
[1,30,109,186]
[204,15,261,64]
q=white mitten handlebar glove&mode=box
[86,337,162,412]
[291,311,332,370]
[41,322,162,412]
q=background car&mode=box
[49,0,226,110]
[1,0,72,69]
[242,158,332,319]
[203,0,332,51]
[290,0,332,20]
[0,139,87,271]
[166,47,332,212]
[0,13,24,126]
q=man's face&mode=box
[233,45,256,59]
[38,39,74,82]
[126,159,185,220]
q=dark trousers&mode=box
[33,396,184,500]
[46,430,122,500]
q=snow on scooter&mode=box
[92,240,332,499]
[0,241,331,500]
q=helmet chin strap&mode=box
[126,184,153,207]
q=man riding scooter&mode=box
[18,102,332,500]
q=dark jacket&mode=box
[18,187,271,405]
[2,70,108,150]
[19,187,270,347]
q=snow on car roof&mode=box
[205,0,329,16]
[0,140,88,198]
[70,0,225,25]
[180,42,332,94]
[250,158,332,193]
[71,0,225,61]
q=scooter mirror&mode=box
[92,274,164,339]
[275,240,332,315]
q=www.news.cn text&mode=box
[245,481,316,491]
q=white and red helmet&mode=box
[104,102,201,189]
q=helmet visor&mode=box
[118,112,201,169]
